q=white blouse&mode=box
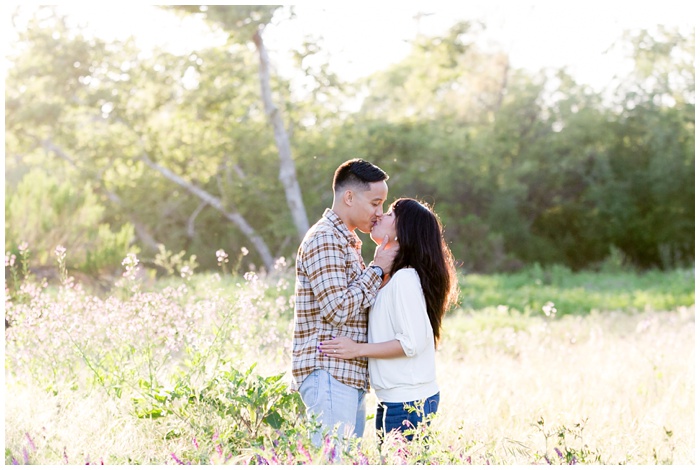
[368,268,439,403]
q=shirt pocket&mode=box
[344,248,362,281]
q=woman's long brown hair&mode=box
[390,198,459,346]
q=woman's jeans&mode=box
[375,392,440,442]
[299,369,366,448]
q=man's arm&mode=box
[303,231,381,328]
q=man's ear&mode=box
[343,189,354,206]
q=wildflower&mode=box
[55,245,67,262]
[274,257,287,271]
[322,435,337,462]
[244,271,258,283]
[180,265,193,279]
[216,249,229,266]
[241,247,249,256]
[296,440,312,464]
[192,437,199,450]
[120,253,141,283]
[5,252,16,267]
[542,301,557,317]
[171,452,185,465]
[555,447,563,459]
[18,242,28,254]
[25,433,36,452]
[356,451,370,465]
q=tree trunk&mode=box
[252,28,310,241]
[140,153,275,271]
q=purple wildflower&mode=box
[322,435,337,462]
[171,452,185,465]
[555,447,564,459]
[297,440,312,464]
[22,448,29,464]
[192,437,199,450]
[11,456,19,465]
[354,451,370,465]
[25,433,36,452]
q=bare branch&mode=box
[187,201,208,239]
[140,152,275,270]
[33,135,160,251]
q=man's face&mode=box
[348,180,388,234]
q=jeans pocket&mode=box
[299,370,320,409]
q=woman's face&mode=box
[370,207,397,245]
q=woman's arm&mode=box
[319,336,405,359]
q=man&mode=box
[292,158,398,445]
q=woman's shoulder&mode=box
[391,267,420,284]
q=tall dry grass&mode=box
[425,306,695,464]
[3,250,695,464]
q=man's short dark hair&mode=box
[333,159,389,192]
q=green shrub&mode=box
[5,168,136,276]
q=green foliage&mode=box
[458,264,695,316]
[5,7,694,275]
[152,244,199,277]
[165,5,282,42]
[5,168,135,275]
[532,417,603,464]
[131,363,308,464]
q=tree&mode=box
[5,6,310,272]
[164,5,310,243]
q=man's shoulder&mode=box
[301,216,343,248]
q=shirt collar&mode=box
[323,208,363,250]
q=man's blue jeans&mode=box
[375,392,440,442]
[299,369,366,447]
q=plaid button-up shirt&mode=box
[291,209,382,392]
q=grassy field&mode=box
[4,253,695,464]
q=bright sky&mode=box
[270,0,697,89]
[3,1,698,90]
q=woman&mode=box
[319,198,459,442]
